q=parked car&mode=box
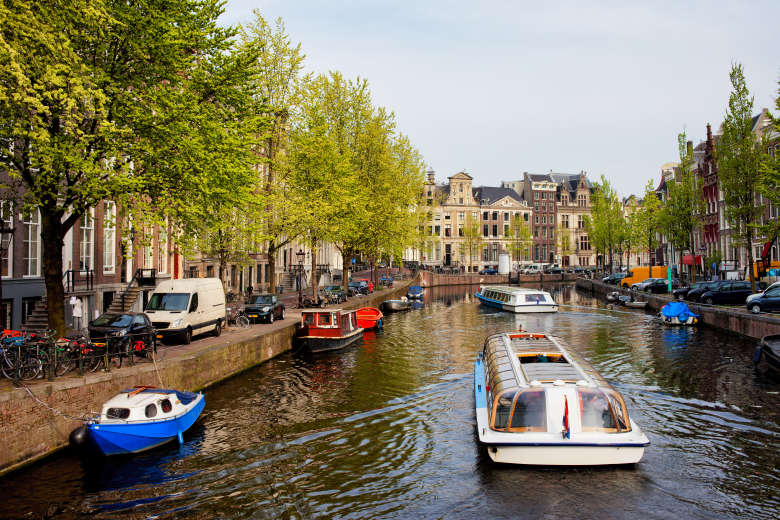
[603,273,628,285]
[747,281,780,306]
[480,267,498,275]
[638,278,680,293]
[747,283,780,313]
[348,280,368,296]
[685,280,727,302]
[699,281,753,305]
[322,285,348,303]
[355,278,374,293]
[89,312,156,354]
[379,276,394,287]
[244,294,285,323]
[631,278,663,292]
[673,281,709,300]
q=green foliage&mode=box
[556,221,573,261]
[460,212,484,270]
[758,79,780,241]
[632,181,662,264]
[585,175,623,272]
[716,63,767,290]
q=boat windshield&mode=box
[578,388,631,432]
[492,390,516,430]
[525,294,546,303]
[509,389,547,432]
[147,293,189,311]
[249,295,274,305]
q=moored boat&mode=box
[660,301,700,325]
[407,285,424,300]
[618,295,647,309]
[295,309,363,353]
[382,298,411,313]
[70,386,205,456]
[475,286,558,313]
[605,291,620,302]
[356,307,383,330]
[474,331,649,465]
[754,335,780,371]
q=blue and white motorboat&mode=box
[70,386,205,455]
[475,286,558,313]
[660,301,700,326]
[407,285,424,300]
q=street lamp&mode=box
[296,249,305,307]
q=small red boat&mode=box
[356,307,383,330]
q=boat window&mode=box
[492,390,517,430]
[106,407,130,419]
[351,313,357,328]
[145,403,158,418]
[509,390,547,431]
[578,389,617,432]
[318,313,331,326]
[602,388,631,432]
[160,399,172,413]
[303,313,314,325]
[525,294,545,303]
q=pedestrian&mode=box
[70,296,83,331]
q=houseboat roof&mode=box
[481,286,543,293]
[483,332,609,395]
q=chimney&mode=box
[426,169,435,184]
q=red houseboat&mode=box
[295,309,364,353]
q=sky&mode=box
[221,0,779,198]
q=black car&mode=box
[603,273,628,285]
[89,312,156,356]
[673,281,709,300]
[322,285,348,304]
[348,280,368,296]
[480,267,498,275]
[686,280,726,302]
[700,281,753,305]
[244,294,285,323]
[747,284,780,314]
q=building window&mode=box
[578,194,587,207]
[534,202,539,211]
[103,202,116,274]
[458,212,465,220]
[524,213,529,221]
[534,227,539,237]
[562,214,569,228]
[492,212,498,220]
[504,212,509,220]
[534,244,539,260]
[483,211,489,220]
[23,210,40,277]
[445,213,451,220]
[578,215,585,229]
[80,210,94,270]
[550,228,554,239]
[483,247,489,262]
[534,192,539,200]
[492,224,498,236]
[542,216,546,225]
[435,225,440,235]
[445,225,451,237]
[458,226,463,237]
[534,215,539,224]
[580,235,590,250]
[504,224,509,235]
[0,201,12,277]
[483,224,488,237]
[542,227,547,238]
[541,192,546,200]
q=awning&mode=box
[682,255,702,266]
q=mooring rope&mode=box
[16,382,96,422]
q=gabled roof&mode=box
[528,173,552,182]
[449,171,473,180]
[473,186,524,205]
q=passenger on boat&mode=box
[510,390,546,431]
[580,390,616,430]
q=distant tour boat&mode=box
[475,286,558,313]
[295,309,363,353]
[70,386,205,456]
[474,331,649,465]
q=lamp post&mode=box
[296,249,305,308]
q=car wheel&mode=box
[281,307,286,320]
[214,320,222,337]
[183,327,192,345]
[749,303,761,314]
[269,312,274,324]
[704,297,714,305]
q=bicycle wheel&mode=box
[236,315,250,328]
[109,345,124,370]
[19,351,43,380]
[1,349,19,379]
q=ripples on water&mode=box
[0,284,778,519]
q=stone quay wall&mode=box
[0,283,410,477]
[575,278,780,340]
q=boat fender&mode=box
[753,346,763,365]
[69,425,89,449]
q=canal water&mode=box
[1,285,778,519]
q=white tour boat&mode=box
[474,331,649,465]
[475,286,558,313]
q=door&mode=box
[444,244,451,266]
[763,287,780,311]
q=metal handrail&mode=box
[63,269,94,293]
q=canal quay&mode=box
[0,283,777,519]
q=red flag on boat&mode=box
[562,395,570,439]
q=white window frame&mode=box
[157,220,168,274]
[103,202,116,274]
[23,209,40,277]
[80,209,94,271]
[1,201,13,278]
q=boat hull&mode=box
[485,444,645,465]
[298,328,364,353]
[475,293,557,313]
[382,300,410,313]
[623,301,648,309]
[661,316,698,326]
[757,335,780,371]
[88,394,205,456]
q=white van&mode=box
[145,278,226,344]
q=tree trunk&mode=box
[746,226,756,293]
[40,209,67,335]
[311,245,318,301]
[267,240,277,295]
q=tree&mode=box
[0,0,254,334]
[460,213,484,272]
[239,12,306,294]
[758,78,780,244]
[633,181,663,267]
[659,133,704,284]
[556,222,574,267]
[585,175,623,273]
[716,64,767,292]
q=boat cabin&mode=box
[479,287,552,306]
[481,332,632,434]
[101,388,197,423]
[300,309,359,338]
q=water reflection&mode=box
[0,284,778,519]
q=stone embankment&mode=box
[419,271,576,287]
[576,278,780,339]
[0,282,412,477]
